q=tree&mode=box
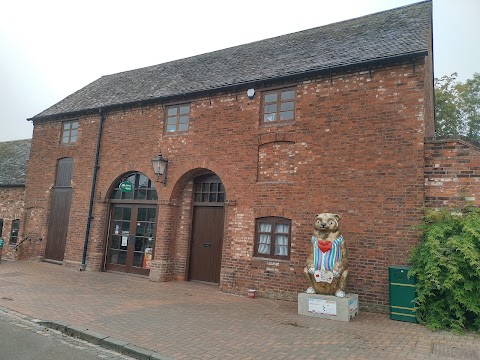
[435,73,480,141]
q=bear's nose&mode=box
[320,223,326,228]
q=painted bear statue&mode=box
[304,213,348,297]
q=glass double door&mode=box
[106,204,157,275]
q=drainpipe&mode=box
[81,108,105,271]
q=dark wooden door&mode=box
[189,206,224,283]
[45,158,73,262]
[105,205,156,275]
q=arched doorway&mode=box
[105,172,158,275]
[188,174,225,283]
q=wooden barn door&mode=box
[44,158,73,262]
[189,175,225,283]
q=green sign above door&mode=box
[119,181,134,193]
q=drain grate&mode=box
[432,342,479,359]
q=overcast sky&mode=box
[1,0,478,141]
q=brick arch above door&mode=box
[167,160,231,205]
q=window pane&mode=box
[280,111,294,120]
[259,222,272,232]
[134,237,144,251]
[202,193,209,202]
[202,183,208,191]
[264,93,277,103]
[217,192,225,202]
[167,125,177,132]
[70,135,77,143]
[264,113,276,122]
[114,208,122,220]
[121,222,130,233]
[281,90,295,100]
[194,193,202,202]
[147,190,158,200]
[179,105,190,114]
[167,107,177,116]
[123,208,131,221]
[118,250,127,265]
[178,123,189,131]
[179,115,189,124]
[167,117,177,125]
[111,236,120,249]
[280,102,294,111]
[133,252,143,267]
[63,122,71,130]
[136,188,147,200]
[72,121,79,129]
[275,223,289,233]
[62,136,70,143]
[210,183,218,192]
[137,208,146,221]
[109,250,119,264]
[209,193,217,202]
[138,174,148,188]
[257,234,271,254]
[264,104,277,113]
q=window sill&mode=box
[164,132,191,137]
[252,256,291,263]
[260,121,295,128]
[255,181,295,185]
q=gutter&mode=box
[28,50,428,123]
[80,108,105,271]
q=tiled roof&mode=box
[31,1,432,120]
[0,139,31,186]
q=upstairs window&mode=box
[0,219,3,237]
[254,217,291,259]
[61,120,78,144]
[262,89,295,124]
[166,104,190,134]
[9,219,19,244]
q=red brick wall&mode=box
[24,58,431,311]
[0,186,26,260]
[425,138,480,208]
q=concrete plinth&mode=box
[298,293,359,322]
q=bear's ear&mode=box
[333,214,340,222]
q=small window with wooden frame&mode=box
[61,120,79,144]
[254,217,291,259]
[262,88,295,124]
[9,219,20,245]
[165,104,190,134]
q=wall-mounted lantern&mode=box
[151,153,169,186]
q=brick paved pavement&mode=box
[0,260,478,359]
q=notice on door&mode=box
[308,298,337,316]
[121,231,129,247]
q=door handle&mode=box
[203,242,212,247]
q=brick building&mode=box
[22,1,436,311]
[0,139,31,260]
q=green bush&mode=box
[409,206,480,333]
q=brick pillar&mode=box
[149,200,178,282]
